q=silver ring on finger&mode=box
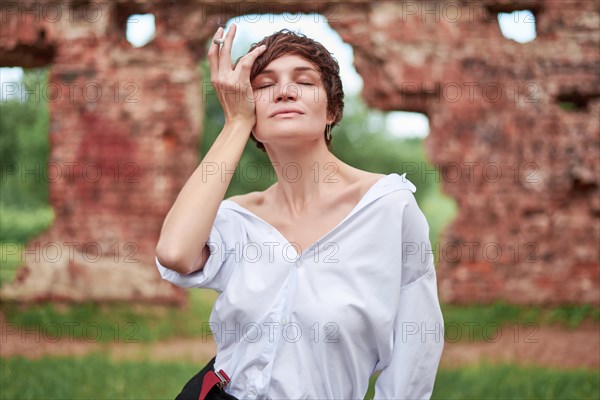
[213,39,225,46]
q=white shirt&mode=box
[156,172,445,399]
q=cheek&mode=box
[254,92,269,112]
[253,101,270,133]
[306,89,328,113]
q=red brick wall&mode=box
[1,0,598,305]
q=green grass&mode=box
[0,353,201,400]
[0,204,54,245]
[430,362,599,400]
[545,304,600,328]
[365,364,600,399]
[441,301,600,342]
[0,355,597,400]
[2,293,598,345]
[0,241,25,286]
[1,290,218,344]
[0,204,53,285]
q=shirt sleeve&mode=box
[155,206,244,292]
[374,192,445,399]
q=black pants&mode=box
[175,356,239,400]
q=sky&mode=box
[1,10,536,138]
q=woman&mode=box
[156,23,445,399]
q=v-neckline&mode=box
[222,173,399,260]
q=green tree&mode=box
[0,67,53,244]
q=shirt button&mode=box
[249,388,257,395]
[296,259,303,268]
[281,318,288,325]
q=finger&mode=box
[208,27,224,79]
[237,45,268,82]
[218,23,237,72]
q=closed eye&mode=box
[255,82,314,89]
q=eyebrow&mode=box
[255,66,320,77]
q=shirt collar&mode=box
[221,172,416,220]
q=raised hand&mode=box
[207,23,267,128]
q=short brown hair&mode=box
[234,29,345,152]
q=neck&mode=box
[263,138,353,216]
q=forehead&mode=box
[256,54,320,76]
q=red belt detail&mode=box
[199,369,231,400]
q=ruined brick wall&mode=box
[0,0,217,304]
[331,0,599,305]
[1,0,598,305]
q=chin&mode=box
[257,136,323,149]
[261,122,321,135]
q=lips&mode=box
[270,108,304,117]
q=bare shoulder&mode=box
[339,170,389,201]
[226,191,265,209]
[352,168,387,179]
[369,172,388,180]
[357,171,388,187]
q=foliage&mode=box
[429,363,599,400]
[0,68,55,289]
[1,289,217,343]
[0,206,54,247]
[546,303,600,328]
[441,300,600,342]
[0,354,597,400]
[3,290,597,345]
[0,68,50,209]
[0,353,199,399]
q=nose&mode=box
[274,81,300,102]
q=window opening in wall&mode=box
[497,10,537,43]
[126,14,156,47]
